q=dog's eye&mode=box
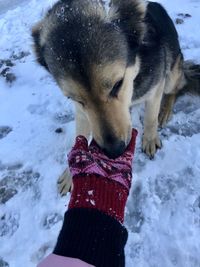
[110,79,123,98]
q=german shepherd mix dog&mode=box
[32,0,200,194]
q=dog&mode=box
[32,0,200,194]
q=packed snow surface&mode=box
[0,0,200,266]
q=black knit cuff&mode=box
[53,208,128,267]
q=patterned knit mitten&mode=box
[68,129,138,223]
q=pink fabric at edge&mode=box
[37,254,95,267]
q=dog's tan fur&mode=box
[58,58,140,148]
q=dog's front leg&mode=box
[142,83,164,159]
[58,104,91,196]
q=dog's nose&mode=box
[103,140,126,159]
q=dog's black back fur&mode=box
[147,2,180,59]
[133,2,182,100]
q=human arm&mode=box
[38,129,137,267]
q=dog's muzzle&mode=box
[103,140,126,159]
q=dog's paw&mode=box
[142,134,162,159]
[57,168,72,196]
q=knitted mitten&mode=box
[68,129,138,223]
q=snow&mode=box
[0,0,200,266]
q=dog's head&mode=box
[32,0,146,158]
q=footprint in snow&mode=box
[43,212,63,230]
[161,119,200,139]
[0,212,20,238]
[54,112,74,124]
[175,13,192,24]
[0,126,12,140]
[0,51,30,85]
[0,166,40,204]
[0,66,16,84]
[0,257,9,267]
[31,242,54,264]
[125,183,145,233]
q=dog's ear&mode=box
[32,22,49,71]
[110,0,147,49]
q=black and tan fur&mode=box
[32,0,200,194]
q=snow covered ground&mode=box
[0,0,30,15]
[0,0,200,266]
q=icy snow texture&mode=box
[0,0,200,266]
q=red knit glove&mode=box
[68,129,137,223]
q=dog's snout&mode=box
[103,138,126,159]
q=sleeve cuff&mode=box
[54,208,128,267]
